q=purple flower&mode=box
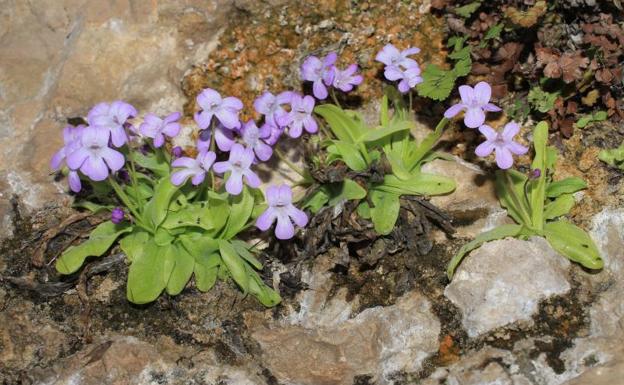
[139,112,181,148]
[385,65,423,94]
[171,146,183,158]
[170,150,217,186]
[475,122,528,169]
[284,94,317,138]
[111,207,125,224]
[240,120,273,162]
[51,124,85,171]
[375,44,420,70]
[196,123,237,153]
[253,91,293,127]
[444,82,501,128]
[213,143,261,195]
[531,168,542,179]
[263,123,285,146]
[66,126,125,181]
[256,184,308,240]
[87,101,137,147]
[68,171,81,193]
[332,64,363,92]
[194,88,243,130]
[301,52,337,100]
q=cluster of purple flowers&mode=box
[375,44,423,93]
[443,82,527,169]
[301,52,363,100]
[171,86,323,238]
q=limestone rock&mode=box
[250,291,440,385]
[445,237,571,337]
[0,0,231,235]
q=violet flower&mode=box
[139,112,181,148]
[66,126,125,181]
[384,65,423,94]
[444,82,501,128]
[213,143,261,195]
[111,207,125,224]
[256,184,308,240]
[194,88,243,130]
[171,146,183,158]
[475,122,528,169]
[332,64,363,93]
[170,150,217,186]
[50,124,85,171]
[263,123,285,146]
[301,52,337,100]
[240,120,273,162]
[375,44,420,71]
[284,94,317,138]
[87,101,137,147]
[196,123,237,153]
[253,91,293,127]
[67,171,82,193]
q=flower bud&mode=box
[111,207,125,224]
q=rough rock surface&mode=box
[0,0,231,235]
[248,255,441,385]
[445,237,571,337]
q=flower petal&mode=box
[66,148,90,170]
[275,214,295,240]
[215,108,240,129]
[68,171,81,193]
[196,88,221,110]
[475,140,495,157]
[194,111,213,130]
[243,169,261,188]
[172,157,197,169]
[464,107,485,128]
[495,147,514,169]
[478,124,498,141]
[191,172,206,185]
[507,141,529,155]
[474,81,492,105]
[458,85,475,105]
[287,205,308,227]
[225,172,244,195]
[501,122,521,141]
[212,161,230,174]
[443,103,465,119]
[171,168,195,186]
[101,148,125,171]
[254,141,273,161]
[256,207,278,231]
[82,157,109,181]
[312,80,328,100]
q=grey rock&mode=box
[445,237,571,337]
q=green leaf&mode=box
[302,188,330,213]
[599,143,624,169]
[528,87,559,113]
[369,190,401,235]
[544,221,603,269]
[218,240,249,293]
[483,23,503,41]
[357,201,371,219]
[359,121,412,143]
[231,240,263,270]
[416,64,457,101]
[546,177,587,198]
[56,221,132,274]
[314,104,364,143]
[73,201,112,214]
[133,151,170,177]
[327,179,367,206]
[376,173,456,196]
[178,234,219,265]
[495,169,531,226]
[544,194,575,220]
[447,224,523,279]
[144,177,178,229]
[119,231,150,263]
[407,118,449,168]
[154,227,175,246]
[333,141,368,171]
[164,244,195,296]
[454,1,481,17]
[380,94,389,126]
[528,121,549,229]
[222,187,255,239]
[126,240,168,304]
[452,57,472,77]
[194,258,219,292]
[247,267,281,307]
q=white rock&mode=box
[445,237,571,337]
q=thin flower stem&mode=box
[127,150,142,212]
[275,148,306,178]
[108,177,149,230]
[408,90,413,113]
[503,170,533,227]
[330,89,342,109]
[318,120,334,140]
[209,120,216,192]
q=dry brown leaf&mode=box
[505,1,547,28]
